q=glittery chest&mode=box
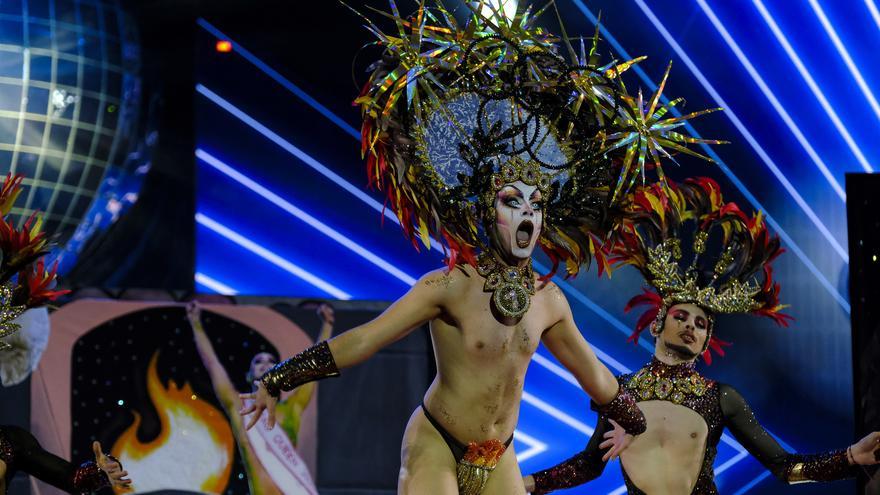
[624,363,723,434]
[620,362,725,495]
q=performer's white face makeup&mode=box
[249,352,277,381]
[493,180,543,263]
[657,303,710,361]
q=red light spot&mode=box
[215,40,232,53]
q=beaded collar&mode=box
[626,358,713,406]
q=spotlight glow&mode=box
[478,0,517,20]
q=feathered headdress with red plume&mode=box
[609,177,791,363]
[0,173,69,349]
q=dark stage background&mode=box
[847,173,880,493]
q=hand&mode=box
[522,474,535,493]
[239,380,278,430]
[93,441,131,489]
[317,303,335,326]
[186,301,202,327]
[850,431,880,465]
[599,419,634,462]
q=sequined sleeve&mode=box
[261,340,341,398]
[1,425,110,493]
[529,417,611,494]
[591,385,647,436]
[719,384,857,483]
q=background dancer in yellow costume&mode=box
[241,3,726,493]
[187,301,333,495]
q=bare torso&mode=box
[0,460,6,495]
[422,264,558,443]
[620,401,708,495]
[398,265,570,494]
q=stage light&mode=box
[196,213,352,300]
[807,0,880,125]
[476,0,517,20]
[196,149,418,287]
[752,0,874,174]
[215,40,232,53]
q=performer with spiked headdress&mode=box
[524,178,880,494]
[241,3,725,493]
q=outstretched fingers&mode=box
[244,404,264,430]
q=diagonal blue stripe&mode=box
[568,0,850,314]
[197,18,360,140]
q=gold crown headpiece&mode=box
[610,177,791,362]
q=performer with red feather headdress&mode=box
[524,178,880,494]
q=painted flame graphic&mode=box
[111,352,234,493]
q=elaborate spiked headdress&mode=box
[0,173,69,350]
[609,177,791,363]
[352,1,725,278]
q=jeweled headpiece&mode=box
[352,1,725,277]
[0,173,69,351]
[609,177,791,363]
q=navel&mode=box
[690,432,698,439]
[476,341,485,349]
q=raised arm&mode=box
[186,302,241,412]
[541,284,646,435]
[242,269,449,429]
[720,384,879,483]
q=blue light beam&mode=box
[197,148,417,287]
[752,0,874,174]
[569,0,851,313]
[196,213,352,300]
[807,0,880,126]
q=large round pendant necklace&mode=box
[476,252,536,319]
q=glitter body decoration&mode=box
[530,359,859,494]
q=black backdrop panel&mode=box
[846,172,880,492]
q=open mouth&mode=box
[679,332,696,345]
[515,220,534,249]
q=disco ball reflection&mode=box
[0,0,143,255]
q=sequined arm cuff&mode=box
[260,341,340,399]
[591,388,647,435]
[785,449,857,483]
[531,451,601,494]
[72,461,110,494]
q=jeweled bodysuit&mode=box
[531,359,855,494]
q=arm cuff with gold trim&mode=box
[260,341,340,399]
